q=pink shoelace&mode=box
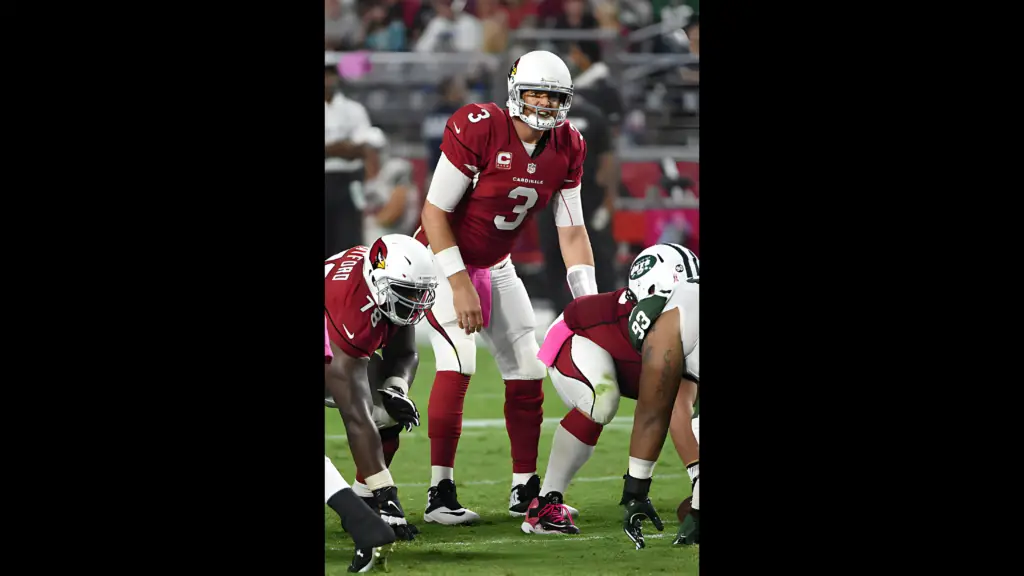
[540,503,574,526]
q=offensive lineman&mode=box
[415,50,597,524]
[324,234,439,564]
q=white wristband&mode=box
[435,245,467,278]
[382,376,409,395]
[566,264,598,299]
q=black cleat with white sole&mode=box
[509,474,541,516]
[423,479,481,525]
[328,489,395,572]
[374,485,419,540]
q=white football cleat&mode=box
[423,480,481,525]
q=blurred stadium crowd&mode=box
[326,0,698,315]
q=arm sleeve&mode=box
[563,124,587,189]
[553,185,584,227]
[424,153,473,212]
[553,123,588,226]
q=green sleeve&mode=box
[627,295,667,352]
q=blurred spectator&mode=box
[363,155,421,245]
[536,0,566,26]
[422,76,468,175]
[537,95,620,310]
[325,64,385,259]
[325,0,362,50]
[569,40,624,130]
[476,0,509,53]
[652,0,698,25]
[414,0,483,53]
[553,0,598,29]
[679,14,699,117]
[685,15,699,56]
[363,0,408,51]
[501,0,539,29]
[647,0,697,53]
[617,0,654,33]
[593,1,621,32]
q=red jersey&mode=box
[562,288,642,399]
[324,246,401,359]
[419,102,587,268]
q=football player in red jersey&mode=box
[415,50,597,525]
[526,244,700,541]
[323,317,397,573]
[324,234,438,562]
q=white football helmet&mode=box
[506,50,574,131]
[626,243,700,303]
[362,234,439,326]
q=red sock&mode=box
[504,379,544,473]
[562,407,604,445]
[382,436,399,468]
[428,371,472,468]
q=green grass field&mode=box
[325,346,698,575]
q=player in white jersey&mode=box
[614,244,701,549]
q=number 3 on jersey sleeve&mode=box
[468,108,490,123]
[493,186,538,231]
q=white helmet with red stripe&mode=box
[362,234,438,326]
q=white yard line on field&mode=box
[325,417,635,441]
[389,473,683,489]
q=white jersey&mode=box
[627,279,699,383]
[663,280,699,382]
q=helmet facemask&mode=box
[372,276,437,326]
[509,84,573,130]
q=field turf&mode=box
[325,346,698,575]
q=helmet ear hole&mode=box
[648,285,656,296]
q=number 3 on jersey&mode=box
[464,106,536,231]
[467,108,490,123]
[493,186,538,231]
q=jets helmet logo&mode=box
[370,238,388,270]
[629,255,657,280]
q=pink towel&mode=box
[467,265,493,328]
[324,316,333,364]
[338,52,372,79]
[537,319,573,367]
